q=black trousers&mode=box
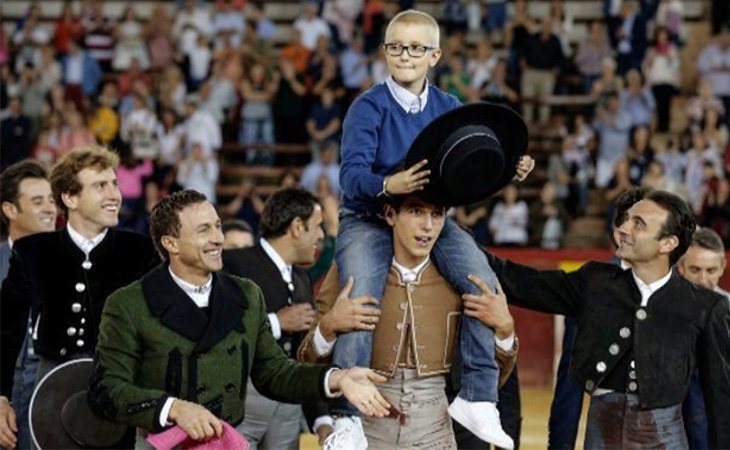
[652,84,677,132]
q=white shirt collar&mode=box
[7,237,13,250]
[620,259,631,270]
[632,269,673,306]
[392,256,430,283]
[67,224,108,256]
[168,266,212,308]
[385,76,429,114]
[260,238,292,283]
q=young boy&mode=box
[331,9,529,450]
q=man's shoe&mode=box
[322,416,368,450]
[448,397,514,449]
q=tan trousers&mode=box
[521,68,557,123]
[363,369,457,449]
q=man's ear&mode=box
[1,201,18,222]
[161,235,179,257]
[659,235,679,257]
[289,217,303,239]
[61,191,78,212]
[384,204,396,226]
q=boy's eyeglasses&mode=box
[383,43,436,58]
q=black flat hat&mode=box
[30,358,128,449]
[404,101,528,206]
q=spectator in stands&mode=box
[116,57,152,100]
[156,108,184,171]
[112,5,150,71]
[81,1,116,72]
[186,34,212,91]
[173,0,212,58]
[489,184,529,246]
[611,0,657,75]
[116,147,154,228]
[590,57,624,112]
[146,4,176,71]
[655,135,688,188]
[641,159,687,199]
[480,59,519,108]
[520,19,563,124]
[222,219,256,250]
[157,66,187,116]
[594,93,632,187]
[294,1,332,51]
[247,2,276,43]
[280,29,311,76]
[54,3,82,57]
[548,0,574,59]
[182,95,222,155]
[654,0,685,46]
[239,63,277,165]
[455,200,490,245]
[604,159,638,229]
[61,38,102,110]
[306,87,343,157]
[88,97,119,146]
[694,160,729,224]
[176,141,219,204]
[12,6,50,75]
[322,0,361,47]
[703,108,730,153]
[308,35,337,91]
[441,54,473,103]
[18,63,45,138]
[121,92,158,159]
[466,38,499,98]
[504,0,536,81]
[684,130,723,209]
[643,26,681,132]
[340,35,371,107]
[224,179,265,234]
[697,25,730,128]
[626,125,656,186]
[529,181,569,249]
[686,78,726,129]
[575,21,613,94]
[620,68,656,128]
[442,0,469,35]
[301,140,341,196]
[480,1,508,37]
[272,59,308,145]
[38,45,61,92]
[57,108,96,157]
[358,0,387,54]
[1,96,33,171]
[561,134,592,216]
[211,0,246,49]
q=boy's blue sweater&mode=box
[339,82,461,214]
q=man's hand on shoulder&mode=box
[320,277,380,341]
[168,399,222,441]
[0,396,17,449]
[463,275,515,340]
[277,303,316,333]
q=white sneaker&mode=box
[448,397,514,449]
[322,416,368,450]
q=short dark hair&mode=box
[222,219,254,236]
[645,190,696,266]
[613,187,653,229]
[259,188,319,239]
[690,227,725,254]
[0,160,49,228]
[150,190,207,261]
[382,193,447,214]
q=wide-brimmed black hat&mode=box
[30,358,128,449]
[404,101,528,206]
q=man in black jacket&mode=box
[489,190,730,449]
[222,188,330,449]
[0,146,159,449]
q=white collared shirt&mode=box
[259,238,294,339]
[7,237,14,250]
[391,256,430,283]
[385,76,429,114]
[66,224,108,257]
[632,269,673,307]
[168,266,212,308]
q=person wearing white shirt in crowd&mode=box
[121,93,160,159]
[173,0,213,56]
[182,96,222,155]
[294,1,332,50]
[697,26,730,127]
[489,184,529,246]
[211,0,245,49]
[176,142,219,205]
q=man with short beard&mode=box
[0,146,158,449]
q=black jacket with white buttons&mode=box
[487,256,730,449]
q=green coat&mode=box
[89,264,328,432]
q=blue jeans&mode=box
[11,331,39,450]
[548,317,584,449]
[332,210,499,415]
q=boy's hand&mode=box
[386,159,430,195]
[513,155,535,182]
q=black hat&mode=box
[30,358,128,449]
[404,101,528,206]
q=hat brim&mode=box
[404,102,528,206]
[30,358,127,449]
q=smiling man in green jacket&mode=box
[89,190,390,447]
